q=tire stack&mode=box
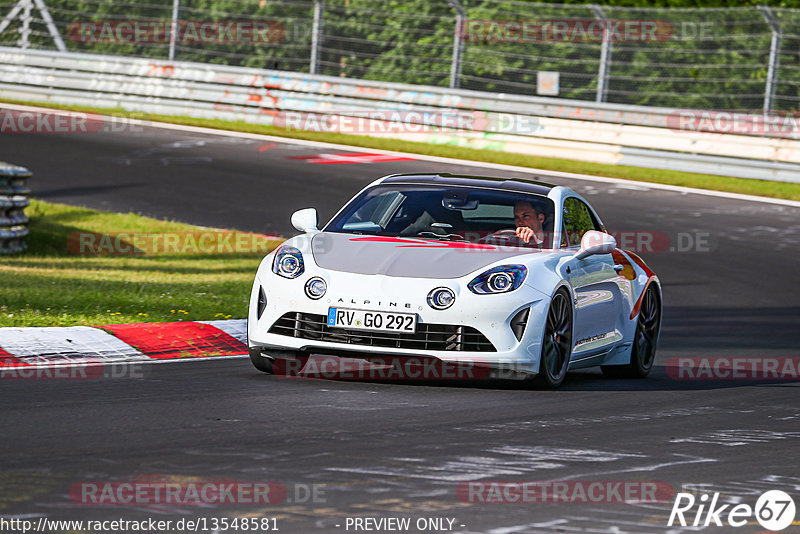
[0,161,31,254]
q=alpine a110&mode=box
[248,173,661,388]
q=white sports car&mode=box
[248,173,661,387]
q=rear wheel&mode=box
[532,288,573,388]
[602,284,660,378]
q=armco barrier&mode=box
[0,161,31,254]
[1,47,799,182]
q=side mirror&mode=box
[574,230,616,260]
[291,208,319,233]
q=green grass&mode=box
[0,200,280,327]
[4,97,800,201]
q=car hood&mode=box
[309,232,545,279]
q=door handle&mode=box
[613,264,624,272]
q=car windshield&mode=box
[325,184,556,249]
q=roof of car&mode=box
[379,173,557,196]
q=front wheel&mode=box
[602,284,660,378]
[532,288,573,388]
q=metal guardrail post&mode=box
[310,0,323,75]
[18,0,31,49]
[0,162,31,254]
[759,6,782,113]
[447,0,465,89]
[168,0,180,61]
[590,5,611,103]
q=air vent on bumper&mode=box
[269,312,496,352]
[257,286,267,319]
[510,307,530,341]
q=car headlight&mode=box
[427,287,455,310]
[305,277,327,299]
[468,265,527,294]
[272,246,304,279]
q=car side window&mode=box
[562,197,601,247]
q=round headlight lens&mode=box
[467,265,527,294]
[488,272,513,292]
[272,246,305,279]
[279,255,300,275]
[305,277,327,299]
[427,287,455,310]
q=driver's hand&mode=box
[516,226,535,243]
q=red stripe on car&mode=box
[349,236,496,250]
[619,249,657,320]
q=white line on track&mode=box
[4,102,800,208]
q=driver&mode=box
[513,201,546,247]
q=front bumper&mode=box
[248,267,550,375]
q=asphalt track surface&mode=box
[2,119,800,533]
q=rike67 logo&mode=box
[668,490,796,531]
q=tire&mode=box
[531,288,573,388]
[602,284,660,379]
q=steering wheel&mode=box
[480,229,534,247]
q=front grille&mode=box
[269,312,496,352]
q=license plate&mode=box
[327,307,417,333]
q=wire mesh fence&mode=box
[1,0,798,112]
